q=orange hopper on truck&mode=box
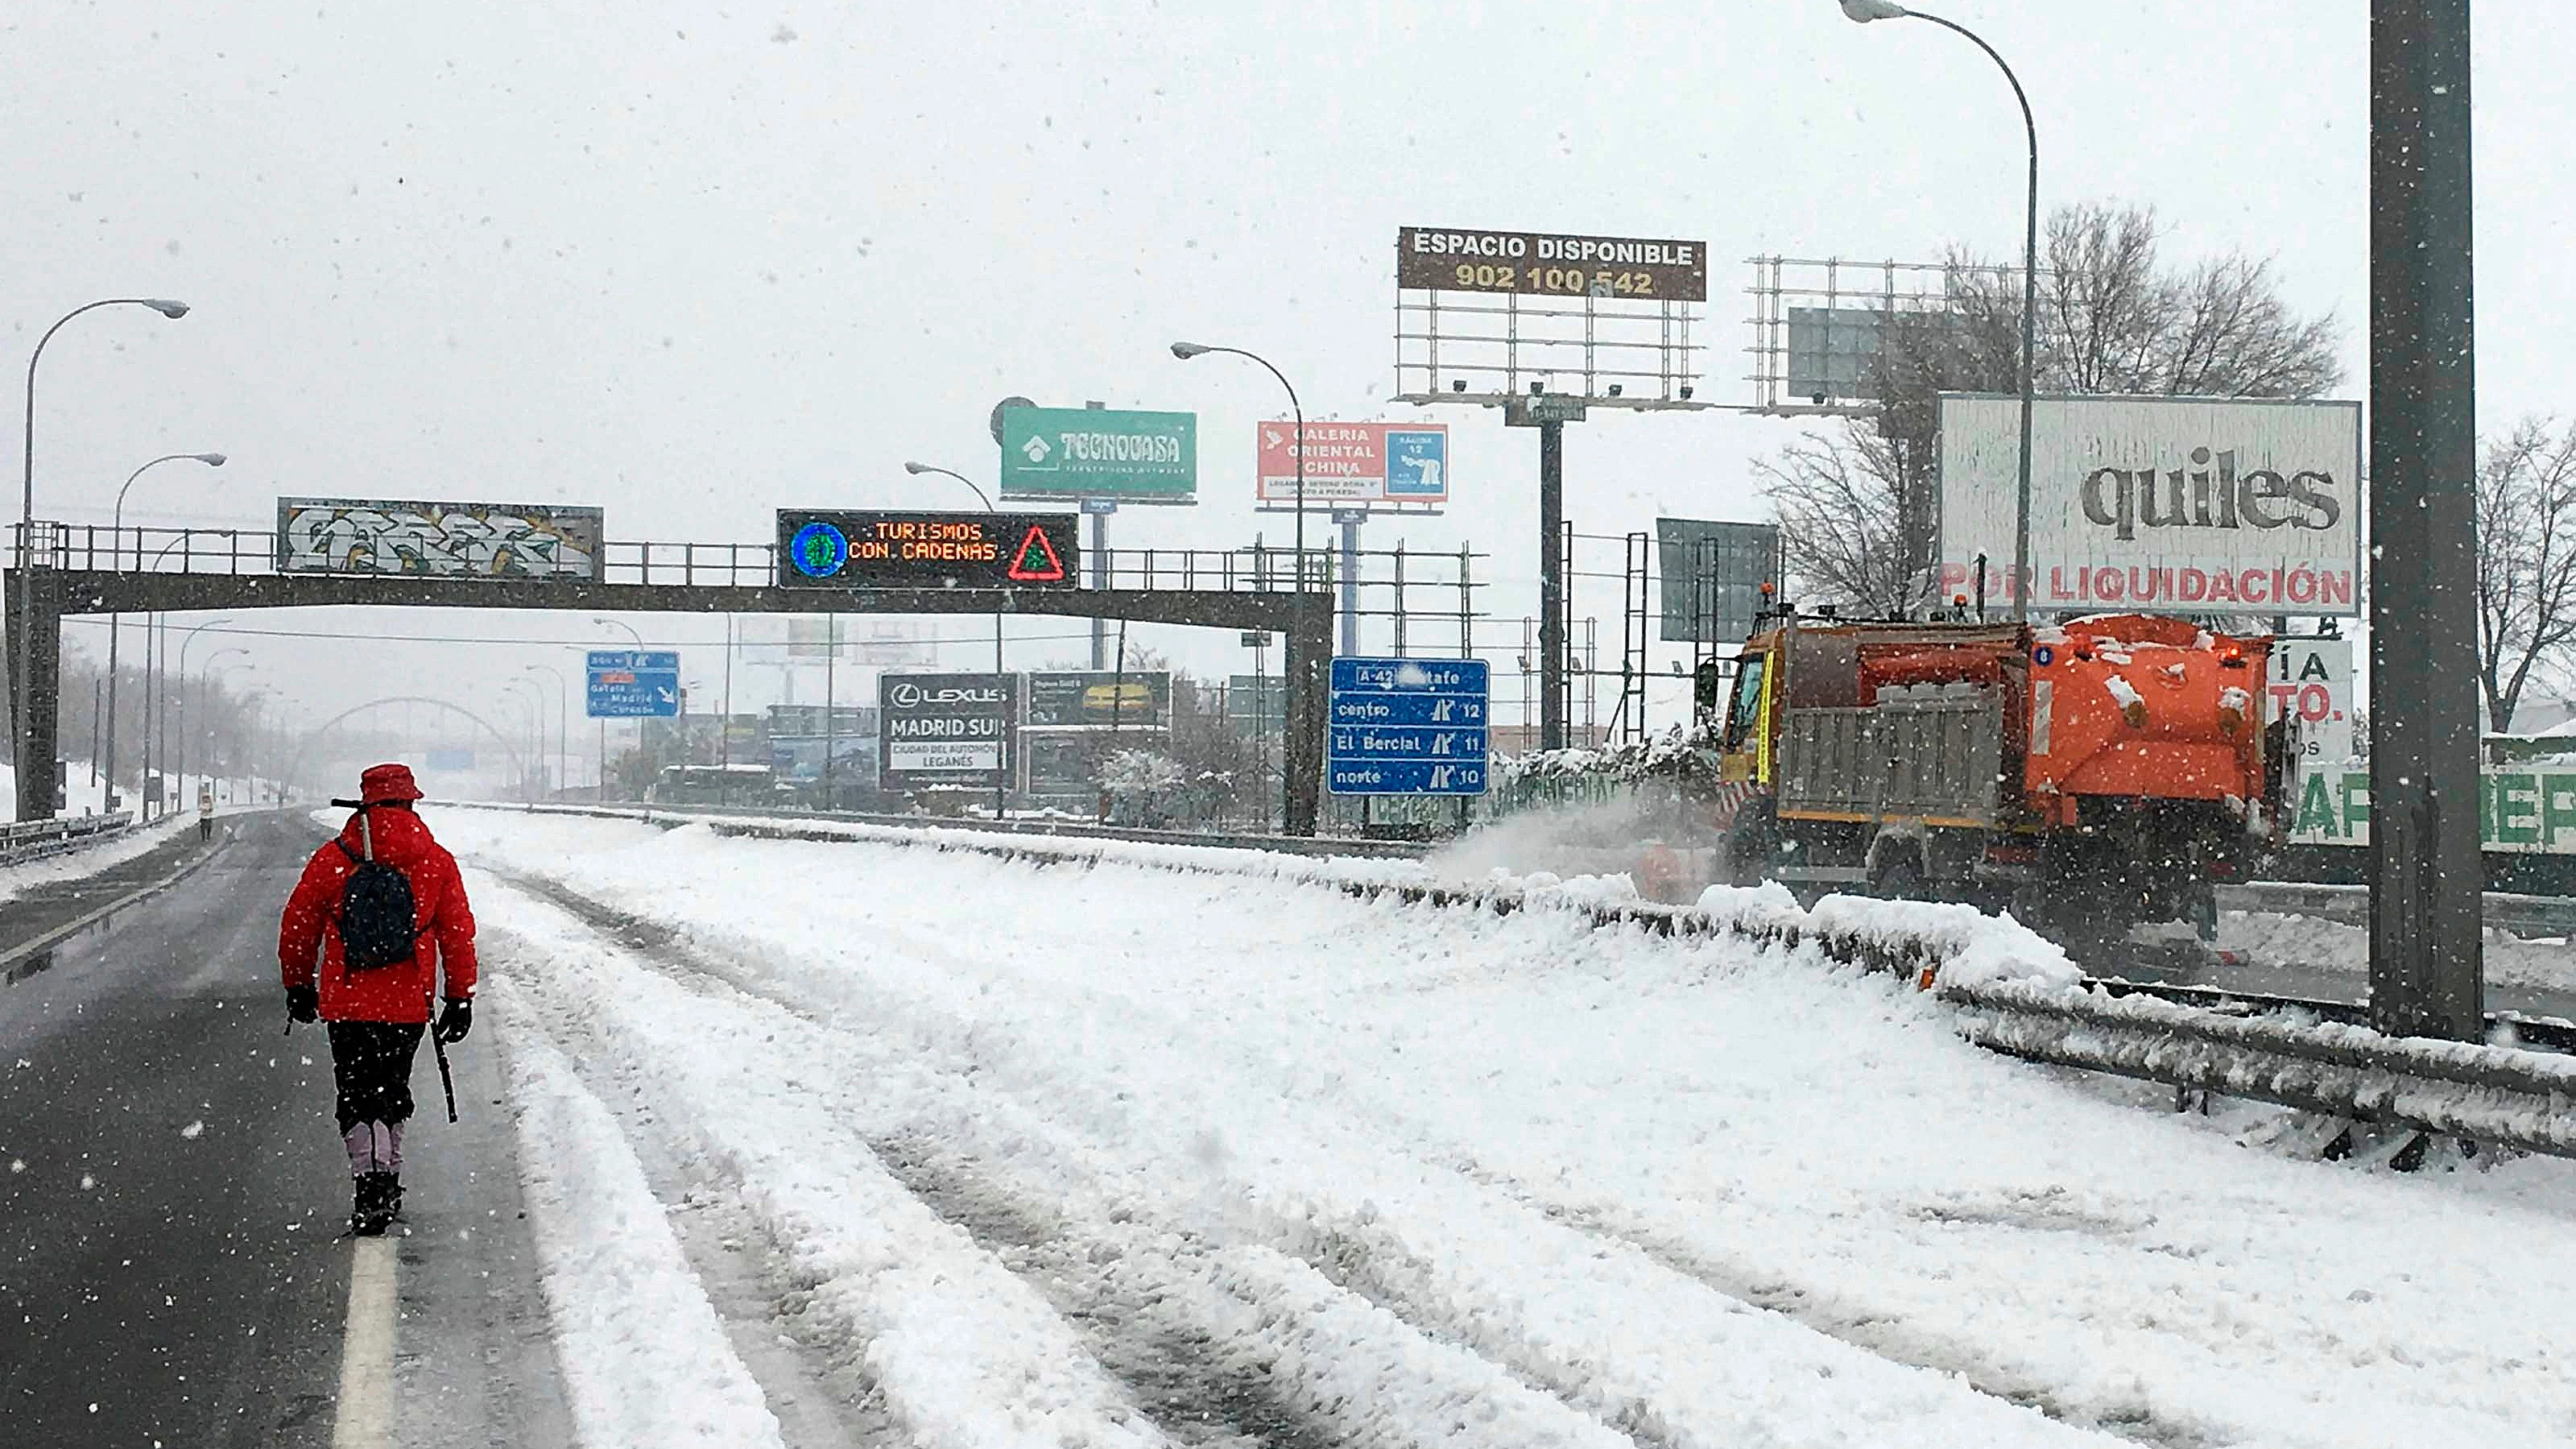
[1710,611,2276,946]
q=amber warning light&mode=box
[775,509,1081,590]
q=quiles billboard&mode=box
[1255,422,1449,506]
[1936,395,2363,616]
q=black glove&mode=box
[285,985,320,1024]
[433,996,473,1045]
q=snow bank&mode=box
[0,808,201,909]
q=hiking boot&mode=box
[351,1171,397,1236]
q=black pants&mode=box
[327,1021,425,1134]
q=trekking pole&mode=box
[432,1025,458,1124]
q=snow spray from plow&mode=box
[455,801,2576,1163]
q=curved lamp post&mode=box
[1840,0,2037,622]
[103,451,224,805]
[525,662,571,801]
[592,617,643,801]
[1170,342,1307,589]
[13,298,189,797]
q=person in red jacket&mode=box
[279,764,477,1235]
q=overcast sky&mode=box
[5,2,2562,756]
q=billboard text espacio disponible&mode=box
[1936,395,2363,616]
[776,510,1078,590]
[1397,227,1708,303]
[276,497,603,579]
[999,407,1197,503]
[1256,421,1449,505]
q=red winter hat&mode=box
[359,763,425,805]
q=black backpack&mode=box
[333,808,418,971]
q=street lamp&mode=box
[188,652,250,799]
[592,617,642,801]
[1839,1,2038,623]
[103,451,225,809]
[907,460,1012,820]
[13,297,189,792]
[525,663,570,802]
[167,618,234,818]
[507,677,553,801]
[1170,342,1308,590]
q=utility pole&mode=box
[2367,0,2482,1041]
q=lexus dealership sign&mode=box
[1937,394,2363,615]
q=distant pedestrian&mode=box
[196,783,215,842]
[278,764,478,1236]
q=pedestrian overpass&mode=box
[5,524,1333,830]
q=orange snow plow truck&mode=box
[1712,612,2276,946]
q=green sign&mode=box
[1000,407,1197,503]
[2289,766,2576,855]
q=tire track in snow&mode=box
[483,871,1635,1449]
[480,864,2114,1449]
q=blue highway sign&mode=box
[1327,656,1490,797]
[587,649,682,718]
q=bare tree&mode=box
[2476,417,2576,731]
[1751,430,1926,618]
[1760,201,2344,612]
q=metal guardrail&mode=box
[454,799,2576,1161]
[0,813,135,866]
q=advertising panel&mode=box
[1937,395,2363,616]
[276,497,603,579]
[1255,422,1449,505]
[878,672,1017,788]
[776,510,1078,590]
[1397,227,1708,302]
[999,407,1197,503]
[1023,670,1173,729]
[1655,519,1780,644]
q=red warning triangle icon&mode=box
[1007,523,1068,582]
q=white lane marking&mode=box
[333,1236,398,1449]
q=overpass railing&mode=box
[16,522,1482,611]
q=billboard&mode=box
[1255,422,1449,506]
[1398,227,1708,302]
[1024,670,1173,729]
[1937,395,2364,616]
[878,672,1016,788]
[999,407,1197,503]
[777,510,1078,590]
[1656,519,1780,644]
[276,498,602,579]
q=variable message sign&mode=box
[586,650,681,718]
[879,672,1017,789]
[1256,421,1449,505]
[1397,227,1708,302]
[277,497,603,579]
[776,510,1077,590]
[1328,657,1489,796]
[999,407,1197,503]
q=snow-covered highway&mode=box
[437,809,2576,1449]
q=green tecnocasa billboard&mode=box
[999,406,1197,503]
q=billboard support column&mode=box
[1538,417,1566,752]
[1089,509,1109,669]
[2367,0,2482,1041]
[2,565,60,820]
[1337,511,1365,656]
[1282,594,1330,837]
